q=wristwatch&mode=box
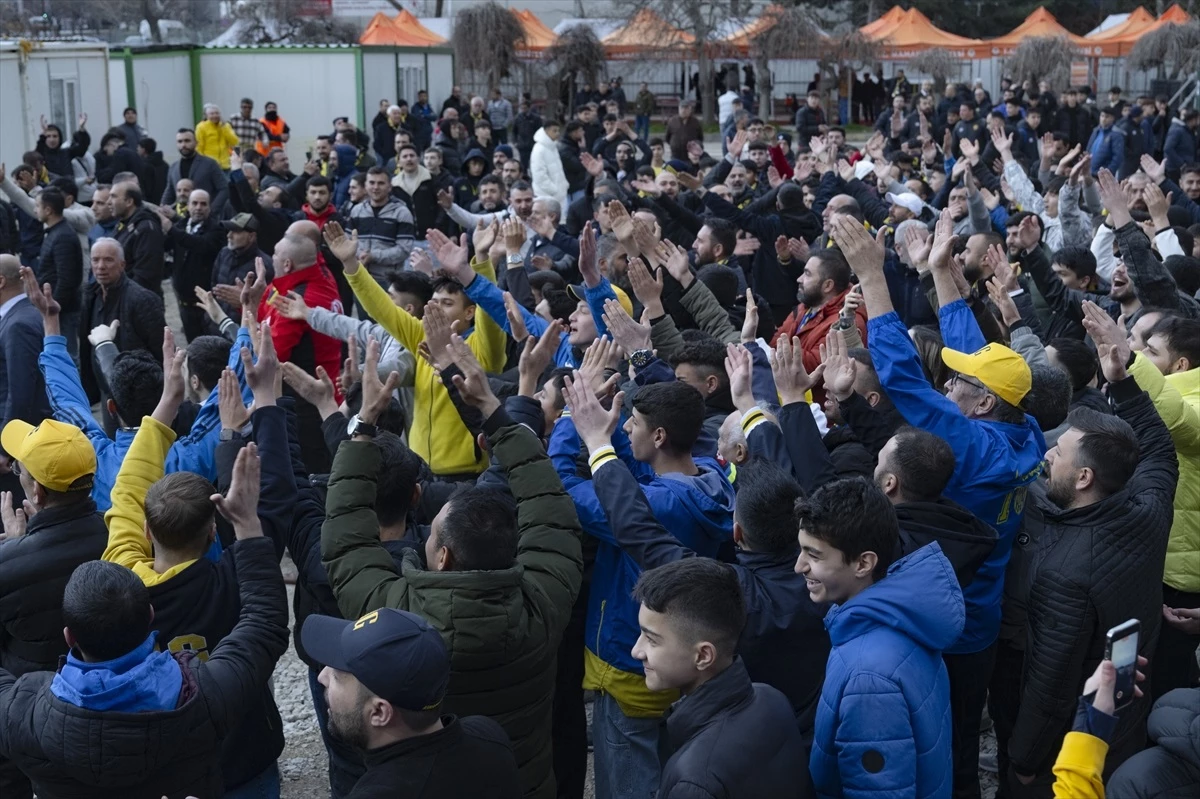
[347,414,378,438]
[219,428,242,442]
[629,348,653,369]
[506,254,524,266]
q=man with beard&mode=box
[162,128,228,217]
[303,608,522,798]
[1007,308,1176,792]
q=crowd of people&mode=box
[0,74,1198,799]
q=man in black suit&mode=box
[0,253,50,508]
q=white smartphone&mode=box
[1105,619,1140,711]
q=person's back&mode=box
[321,366,583,799]
[0,450,288,799]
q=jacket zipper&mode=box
[596,599,606,655]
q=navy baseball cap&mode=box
[302,609,449,712]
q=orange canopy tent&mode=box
[1085,4,1194,57]
[862,7,983,58]
[601,9,694,60]
[513,8,557,54]
[986,7,1088,55]
[358,9,446,47]
[719,4,787,54]
[860,6,909,38]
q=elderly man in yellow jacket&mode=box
[323,221,506,477]
[196,103,241,170]
[1122,311,1200,696]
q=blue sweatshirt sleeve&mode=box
[583,277,619,340]
[464,269,577,368]
[40,334,111,454]
[746,342,779,411]
[938,298,987,354]
[592,456,689,569]
[869,310,996,472]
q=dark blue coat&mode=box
[810,543,965,799]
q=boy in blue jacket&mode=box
[799,476,965,799]
[550,376,734,799]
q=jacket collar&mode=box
[666,657,754,750]
[24,497,100,536]
[736,549,800,572]
[363,715,463,765]
[268,262,325,295]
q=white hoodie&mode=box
[530,127,568,210]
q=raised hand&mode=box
[902,223,932,269]
[1142,183,1171,227]
[675,170,703,192]
[581,151,606,178]
[241,321,278,405]
[740,289,759,343]
[630,177,661,197]
[1139,153,1165,184]
[322,221,360,269]
[503,292,529,343]
[727,129,749,159]
[958,135,980,162]
[281,362,339,418]
[767,165,783,189]
[358,336,402,424]
[601,297,651,358]
[787,236,810,264]
[1096,168,1131,228]
[1068,153,1091,185]
[20,266,60,319]
[447,333,500,417]
[436,188,453,209]
[1014,213,1041,253]
[771,334,823,406]
[238,257,269,312]
[408,246,434,276]
[502,216,527,253]
[427,229,473,284]
[578,221,601,288]
[218,368,250,431]
[627,256,664,317]
[1081,300,1130,382]
[724,343,755,412]
[733,236,760,257]
[212,442,262,540]
[928,208,957,272]
[831,214,885,278]
[518,320,564,397]
[473,219,499,255]
[562,372,623,453]
[152,327,187,426]
[986,244,1017,290]
[0,491,30,540]
[271,290,309,321]
[822,329,858,401]
[985,274,1021,328]
[837,158,855,183]
[608,200,635,243]
[660,239,692,287]
[421,300,456,371]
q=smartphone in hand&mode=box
[1105,619,1140,711]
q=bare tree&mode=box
[819,26,880,126]
[230,0,359,44]
[544,25,608,117]
[452,2,525,93]
[750,5,825,117]
[614,0,737,125]
[907,50,963,93]
[1006,36,1076,90]
[1130,20,1200,79]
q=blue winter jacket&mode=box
[463,269,577,368]
[39,329,252,513]
[868,301,1045,654]
[549,415,735,675]
[1087,125,1125,176]
[810,542,965,799]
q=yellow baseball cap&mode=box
[567,284,635,318]
[1,419,96,492]
[941,343,1031,408]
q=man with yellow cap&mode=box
[0,418,106,799]
[833,211,1046,799]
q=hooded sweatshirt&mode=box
[331,143,360,209]
[549,418,736,717]
[51,632,182,713]
[810,542,966,799]
[895,497,997,589]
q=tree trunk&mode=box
[757,54,772,120]
[699,45,716,125]
[144,0,162,43]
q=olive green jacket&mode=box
[321,417,583,799]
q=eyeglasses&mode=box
[949,373,988,392]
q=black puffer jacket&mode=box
[0,537,289,799]
[1106,687,1200,798]
[0,500,107,677]
[660,658,813,799]
[1008,377,1178,778]
[37,218,84,314]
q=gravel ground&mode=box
[164,251,998,799]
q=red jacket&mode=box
[770,286,868,403]
[302,203,338,230]
[258,258,344,401]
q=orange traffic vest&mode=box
[256,116,287,156]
